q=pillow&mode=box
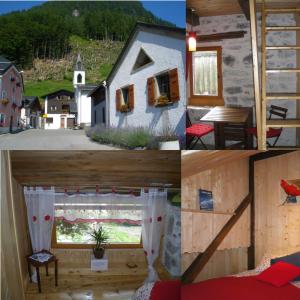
[271,252,300,282]
[257,261,300,287]
[150,280,181,300]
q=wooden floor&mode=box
[25,263,148,300]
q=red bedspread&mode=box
[150,280,181,300]
[181,276,300,300]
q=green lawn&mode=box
[24,80,74,99]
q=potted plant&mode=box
[158,126,180,150]
[1,98,9,105]
[89,226,109,259]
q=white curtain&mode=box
[193,50,218,96]
[141,188,167,283]
[24,187,55,252]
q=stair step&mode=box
[265,8,300,14]
[266,93,300,100]
[266,68,300,74]
[266,119,300,128]
[266,26,300,31]
[266,46,300,50]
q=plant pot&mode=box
[159,140,180,150]
[93,247,105,259]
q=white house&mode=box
[104,22,186,137]
[73,54,97,128]
[42,90,77,130]
[20,96,42,129]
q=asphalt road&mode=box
[0,129,118,150]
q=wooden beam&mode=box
[186,8,200,26]
[196,31,247,42]
[238,0,250,20]
[249,0,262,150]
[181,193,252,284]
[248,156,255,270]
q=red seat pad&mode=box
[247,127,282,138]
[186,124,214,138]
[181,276,300,300]
[150,280,181,300]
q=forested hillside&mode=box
[0,1,173,69]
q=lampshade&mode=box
[188,31,197,52]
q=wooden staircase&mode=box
[261,0,300,149]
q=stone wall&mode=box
[162,202,181,277]
[188,13,297,147]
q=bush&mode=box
[87,125,154,149]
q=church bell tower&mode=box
[73,53,85,87]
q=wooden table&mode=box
[201,107,253,149]
[26,250,58,293]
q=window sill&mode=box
[52,243,143,249]
[154,101,174,107]
[188,96,224,107]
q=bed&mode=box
[182,252,300,300]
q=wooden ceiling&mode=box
[187,0,300,18]
[10,151,181,188]
[182,150,259,178]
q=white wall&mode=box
[44,114,76,130]
[108,30,186,137]
[77,89,92,126]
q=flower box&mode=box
[155,95,172,107]
[120,104,130,113]
[0,98,9,105]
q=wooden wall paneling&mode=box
[182,248,248,282]
[182,157,250,254]
[297,14,300,145]
[1,151,26,300]
[254,151,300,264]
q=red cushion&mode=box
[257,261,300,287]
[150,280,181,300]
[186,124,214,138]
[247,127,282,138]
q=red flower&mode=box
[157,216,162,222]
[32,216,37,222]
[44,215,51,221]
[144,251,148,256]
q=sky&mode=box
[0,1,185,28]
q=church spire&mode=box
[75,53,84,71]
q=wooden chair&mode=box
[247,105,288,147]
[186,111,214,149]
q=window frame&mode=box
[51,219,143,249]
[189,46,224,106]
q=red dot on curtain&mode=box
[157,216,162,222]
[32,216,37,222]
[44,215,51,221]
[150,218,152,223]
[144,251,148,256]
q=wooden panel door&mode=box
[60,117,65,128]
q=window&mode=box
[147,68,180,107]
[77,74,82,83]
[94,110,97,123]
[189,46,223,106]
[121,87,129,106]
[0,113,5,125]
[46,117,53,124]
[102,107,105,124]
[132,48,153,72]
[52,193,142,248]
[155,72,170,100]
[62,104,70,113]
[1,90,7,99]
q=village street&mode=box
[0,129,118,150]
